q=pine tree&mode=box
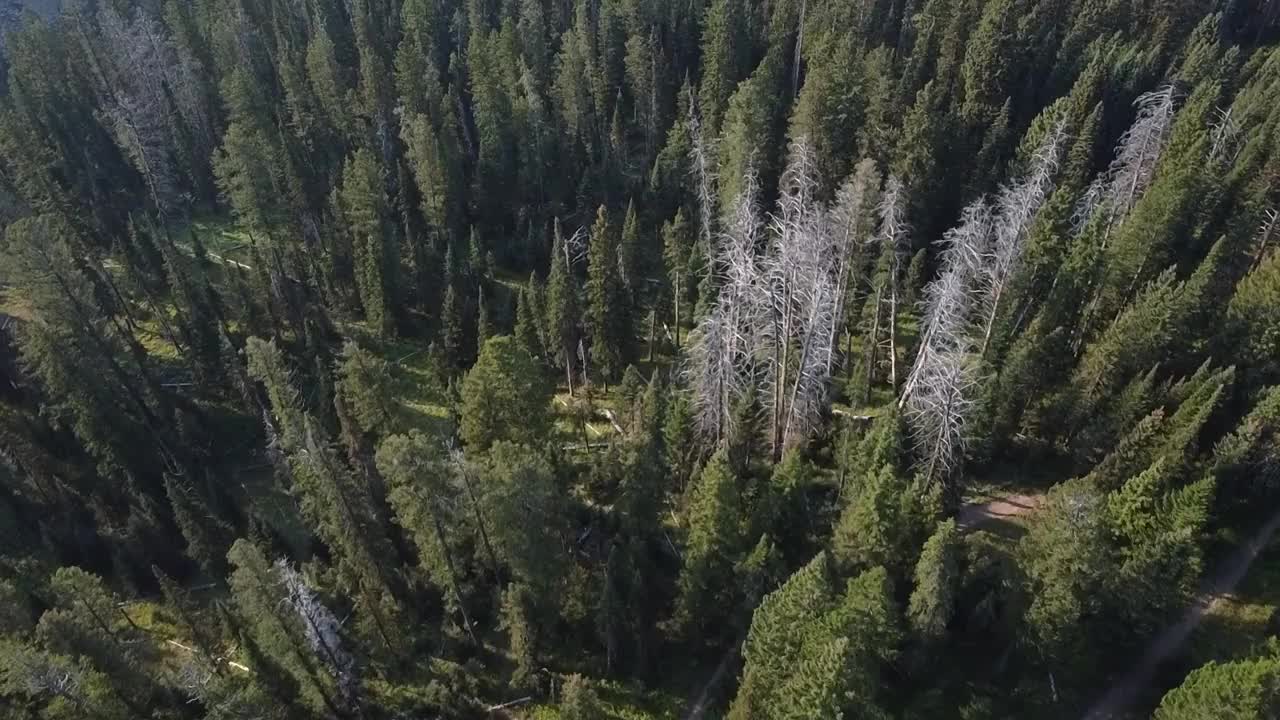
[587,205,631,383]
[341,148,399,336]
[1155,654,1280,719]
[698,0,751,136]
[662,208,695,349]
[673,449,746,637]
[461,336,553,450]
[376,431,481,648]
[560,673,606,720]
[907,519,961,642]
[719,48,788,204]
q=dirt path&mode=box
[1083,507,1280,719]
[957,492,1045,530]
[683,637,743,720]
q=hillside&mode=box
[1,2,1280,720]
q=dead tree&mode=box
[760,139,842,455]
[900,199,993,407]
[900,200,992,487]
[276,561,361,712]
[907,345,980,488]
[688,88,718,278]
[978,121,1068,355]
[872,176,910,391]
[1073,85,1179,240]
[687,169,764,446]
[97,5,210,218]
[824,159,882,377]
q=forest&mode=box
[1,0,1280,717]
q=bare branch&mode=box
[275,561,359,709]
[978,120,1068,353]
[1073,85,1178,234]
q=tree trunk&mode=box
[430,508,481,649]
[864,286,882,406]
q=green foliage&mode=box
[673,449,747,637]
[587,206,631,382]
[560,673,606,720]
[460,335,553,450]
[908,520,961,642]
[1156,654,1280,719]
[1,2,1278,717]
[729,555,900,720]
[341,148,399,336]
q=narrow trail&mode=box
[682,637,743,720]
[957,492,1045,530]
[1083,506,1280,719]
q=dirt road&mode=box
[1083,507,1280,719]
[957,492,1045,530]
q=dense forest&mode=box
[1,0,1280,717]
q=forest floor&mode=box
[956,492,1045,531]
[1082,505,1280,719]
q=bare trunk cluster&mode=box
[97,5,212,218]
[686,139,883,455]
[902,125,1068,487]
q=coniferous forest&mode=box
[2,0,1280,717]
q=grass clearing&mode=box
[1184,525,1280,667]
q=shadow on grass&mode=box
[977,517,1030,542]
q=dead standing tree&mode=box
[901,203,991,487]
[864,176,910,398]
[687,170,765,447]
[688,140,880,455]
[978,121,1068,355]
[761,139,842,456]
[900,126,1068,488]
[276,561,362,715]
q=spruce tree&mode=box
[587,205,631,383]
[461,336,553,451]
[341,148,399,336]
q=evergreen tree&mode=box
[908,519,961,642]
[587,205,631,382]
[341,148,399,336]
[547,220,584,394]
[673,449,746,638]
[460,336,553,450]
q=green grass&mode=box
[173,214,257,265]
[1185,527,1280,667]
[519,677,686,719]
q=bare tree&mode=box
[1072,85,1178,238]
[97,5,210,218]
[687,142,883,454]
[1251,208,1279,271]
[907,344,980,487]
[901,199,993,407]
[688,88,718,277]
[687,168,764,445]
[759,139,843,454]
[825,159,882,376]
[1209,106,1242,166]
[276,561,360,712]
[873,175,910,390]
[978,121,1068,354]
